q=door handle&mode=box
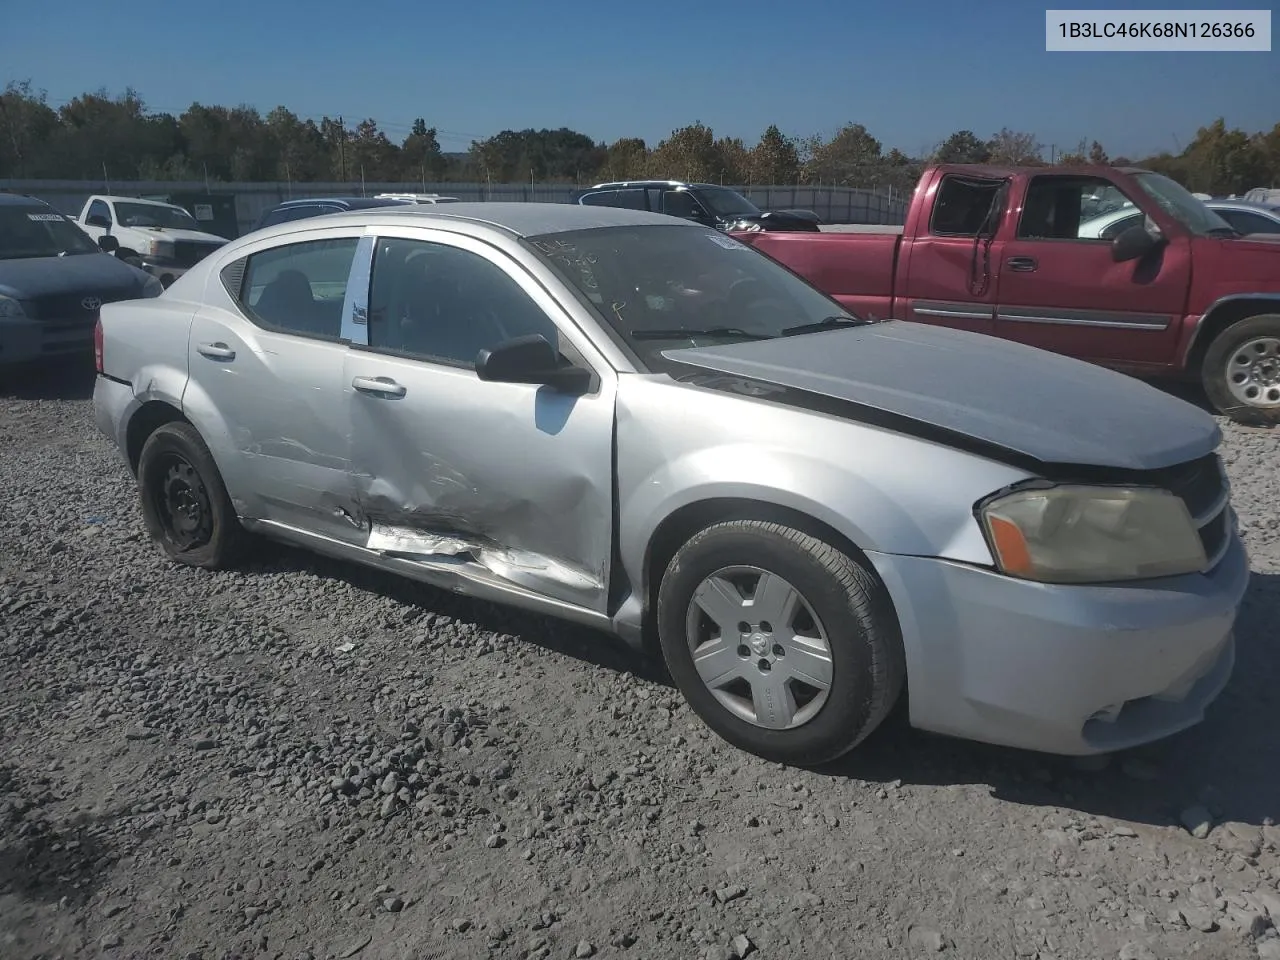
[352,376,407,398]
[1007,256,1038,272]
[197,341,236,360]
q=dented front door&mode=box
[339,230,617,613]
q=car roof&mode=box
[1207,199,1280,214]
[275,196,414,209]
[0,193,49,207]
[260,201,686,238]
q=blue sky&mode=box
[2,0,1276,158]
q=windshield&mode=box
[0,206,102,260]
[523,224,862,372]
[114,201,200,230]
[697,186,761,218]
[1131,173,1235,236]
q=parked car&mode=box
[1,194,161,368]
[1080,199,1280,240]
[574,180,821,232]
[730,163,1280,425]
[250,195,416,232]
[374,193,462,204]
[92,202,1245,765]
[75,195,229,289]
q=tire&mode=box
[656,520,905,766]
[136,421,247,569]
[1201,313,1280,426]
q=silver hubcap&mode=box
[1227,337,1280,408]
[685,565,833,730]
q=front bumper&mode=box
[0,316,96,364]
[867,532,1249,755]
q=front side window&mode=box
[1216,209,1280,235]
[1018,175,1146,240]
[524,224,859,373]
[662,190,704,219]
[87,199,111,224]
[237,237,359,339]
[366,237,559,367]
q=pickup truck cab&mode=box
[76,195,229,289]
[732,164,1280,424]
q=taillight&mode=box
[94,318,104,374]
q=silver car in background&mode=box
[92,203,1249,765]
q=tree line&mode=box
[1,81,1276,196]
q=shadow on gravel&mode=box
[821,571,1280,831]
[0,356,97,401]
[0,765,115,908]
[244,544,670,684]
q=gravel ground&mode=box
[2,358,1279,960]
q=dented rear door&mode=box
[339,228,618,612]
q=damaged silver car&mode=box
[93,203,1249,766]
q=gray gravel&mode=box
[2,358,1279,960]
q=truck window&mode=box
[929,176,1006,237]
[87,199,111,225]
[1017,175,1143,241]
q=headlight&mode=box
[145,238,175,260]
[141,275,164,298]
[0,294,26,319]
[978,484,1206,583]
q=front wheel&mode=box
[656,520,905,766]
[137,421,247,569]
[1201,313,1280,426]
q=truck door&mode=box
[993,173,1191,369]
[895,172,1007,337]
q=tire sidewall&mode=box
[1201,313,1280,425]
[137,422,240,568]
[657,525,880,765]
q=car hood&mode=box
[663,320,1220,471]
[0,253,148,300]
[125,226,227,243]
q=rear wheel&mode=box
[1202,313,1280,425]
[656,520,905,766]
[137,422,246,568]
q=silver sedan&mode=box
[92,203,1248,765]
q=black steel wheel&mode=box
[137,421,246,568]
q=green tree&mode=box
[601,137,648,180]
[987,127,1043,165]
[713,136,750,183]
[748,125,800,184]
[400,118,446,182]
[800,123,881,184]
[649,123,720,182]
[933,130,990,164]
[0,81,60,178]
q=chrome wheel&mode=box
[1226,337,1280,408]
[684,565,833,730]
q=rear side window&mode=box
[1217,210,1280,235]
[579,191,617,207]
[234,238,360,339]
[929,175,1006,237]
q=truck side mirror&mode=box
[98,235,120,254]
[1111,223,1165,263]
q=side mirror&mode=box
[1111,223,1164,263]
[86,214,110,228]
[475,334,592,394]
[98,235,120,254]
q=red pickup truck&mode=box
[732,163,1280,425]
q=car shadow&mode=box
[818,570,1280,831]
[243,540,1277,831]
[0,356,97,401]
[0,764,116,909]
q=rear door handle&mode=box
[1007,256,1038,272]
[197,342,236,360]
[352,376,407,398]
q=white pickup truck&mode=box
[75,195,229,288]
